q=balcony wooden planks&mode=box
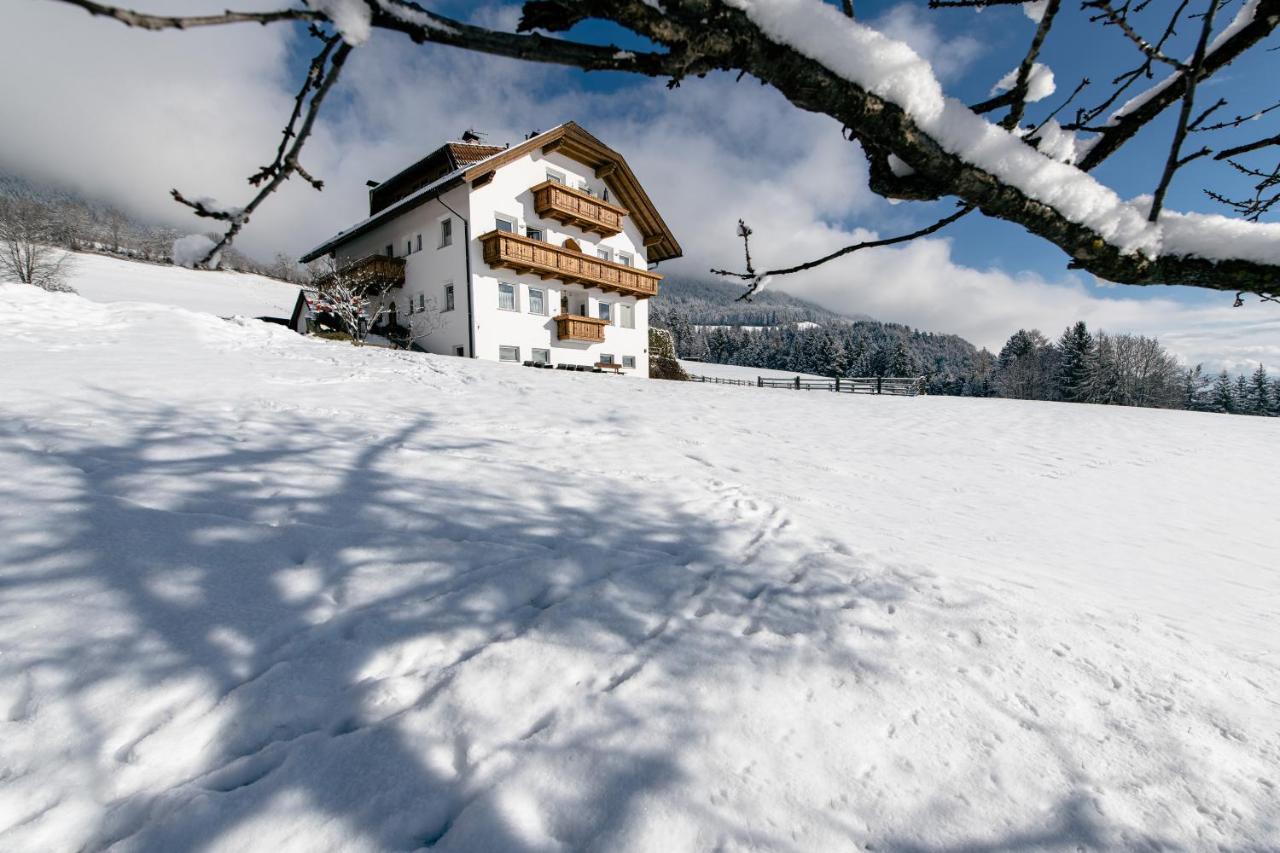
[314,254,407,292]
[479,230,660,299]
[554,314,608,343]
[531,180,627,236]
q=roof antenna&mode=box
[461,128,485,143]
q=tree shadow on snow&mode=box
[1,390,905,851]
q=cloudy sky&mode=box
[3,0,1278,372]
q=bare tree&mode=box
[0,196,76,292]
[46,0,1280,302]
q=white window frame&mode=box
[616,252,633,267]
[596,247,611,262]
[618,303,635,329]
[495,214,517,233]
[498,282,518,312]
[525,225,544,242]
[443,283,455,312]
[546,169,566,185]
[598,301,612,324]
[622,355,636,369]
[499,345,520,363]
[600,353,616,365]
[528,286,547,316]
[532,348,551,365]
[438,217,453,248]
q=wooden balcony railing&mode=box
[314,254,406,292]
[479,230,661,299]
[555,314,608,343]
[532,180,628,237]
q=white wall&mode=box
[466,148,652,373]
[332,184,472,357]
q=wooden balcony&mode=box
[531,180,628,237]
[555,314,608,343]
[314,254,406,292]
[479,230,661,299]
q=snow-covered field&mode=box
[680,359,825,381]
[61,251,302,318]
[3,280,1279,852]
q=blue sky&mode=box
[2,0,1277,369]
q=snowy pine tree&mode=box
[1210,371,1237,414]
[1056,321,1095,403]
[1245,364,1271,415]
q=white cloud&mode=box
[870,3,985,81]
[1,0,1274,375]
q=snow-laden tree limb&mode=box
[49,0,1280,297]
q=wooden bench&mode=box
[594,362,623,374]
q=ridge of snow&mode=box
[306,0,373,45]
[725,0,1280,266]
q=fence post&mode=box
[835,377,840,393]
[795,375,801,390]
[876,377,883,395]
[757,376,763,387]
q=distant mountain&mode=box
[650,275,992,395]
[652,276,871,327]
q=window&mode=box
[385,244,393,257]
[495,215,516,233]
[616,252,633,267]
[602,188,610,203]
[525,226,543,242]
[596,247,611,261]
[546,169,565,184]
[598,301,612,324]
[532,348,550,365]
[528,287,546,315]
[618,303,635,329]
[454,345,465,357]
[499,345,520,362]
[622,355,636,369]
[600,353,616,365]
[418,293,425,310]
[405,239,412,256]
[444,284,455,312]
[498,282,517,311]
[439,218,452,248]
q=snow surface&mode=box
[991,62,1055,103]
[3,283,1280,851]
[726,0,1280,266]
[171,234,218,269]
[680,359,825,381]
[60,250,302,318]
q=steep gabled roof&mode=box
[462,122,681,263]
[300,123,681,264]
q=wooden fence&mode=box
[689,374,925,396]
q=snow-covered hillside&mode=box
[60,250,302,317]
[2,282,1278,851]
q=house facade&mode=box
[300,123,681,374]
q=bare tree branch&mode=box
[712,205,974,301]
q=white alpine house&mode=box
[300,123,682,373]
